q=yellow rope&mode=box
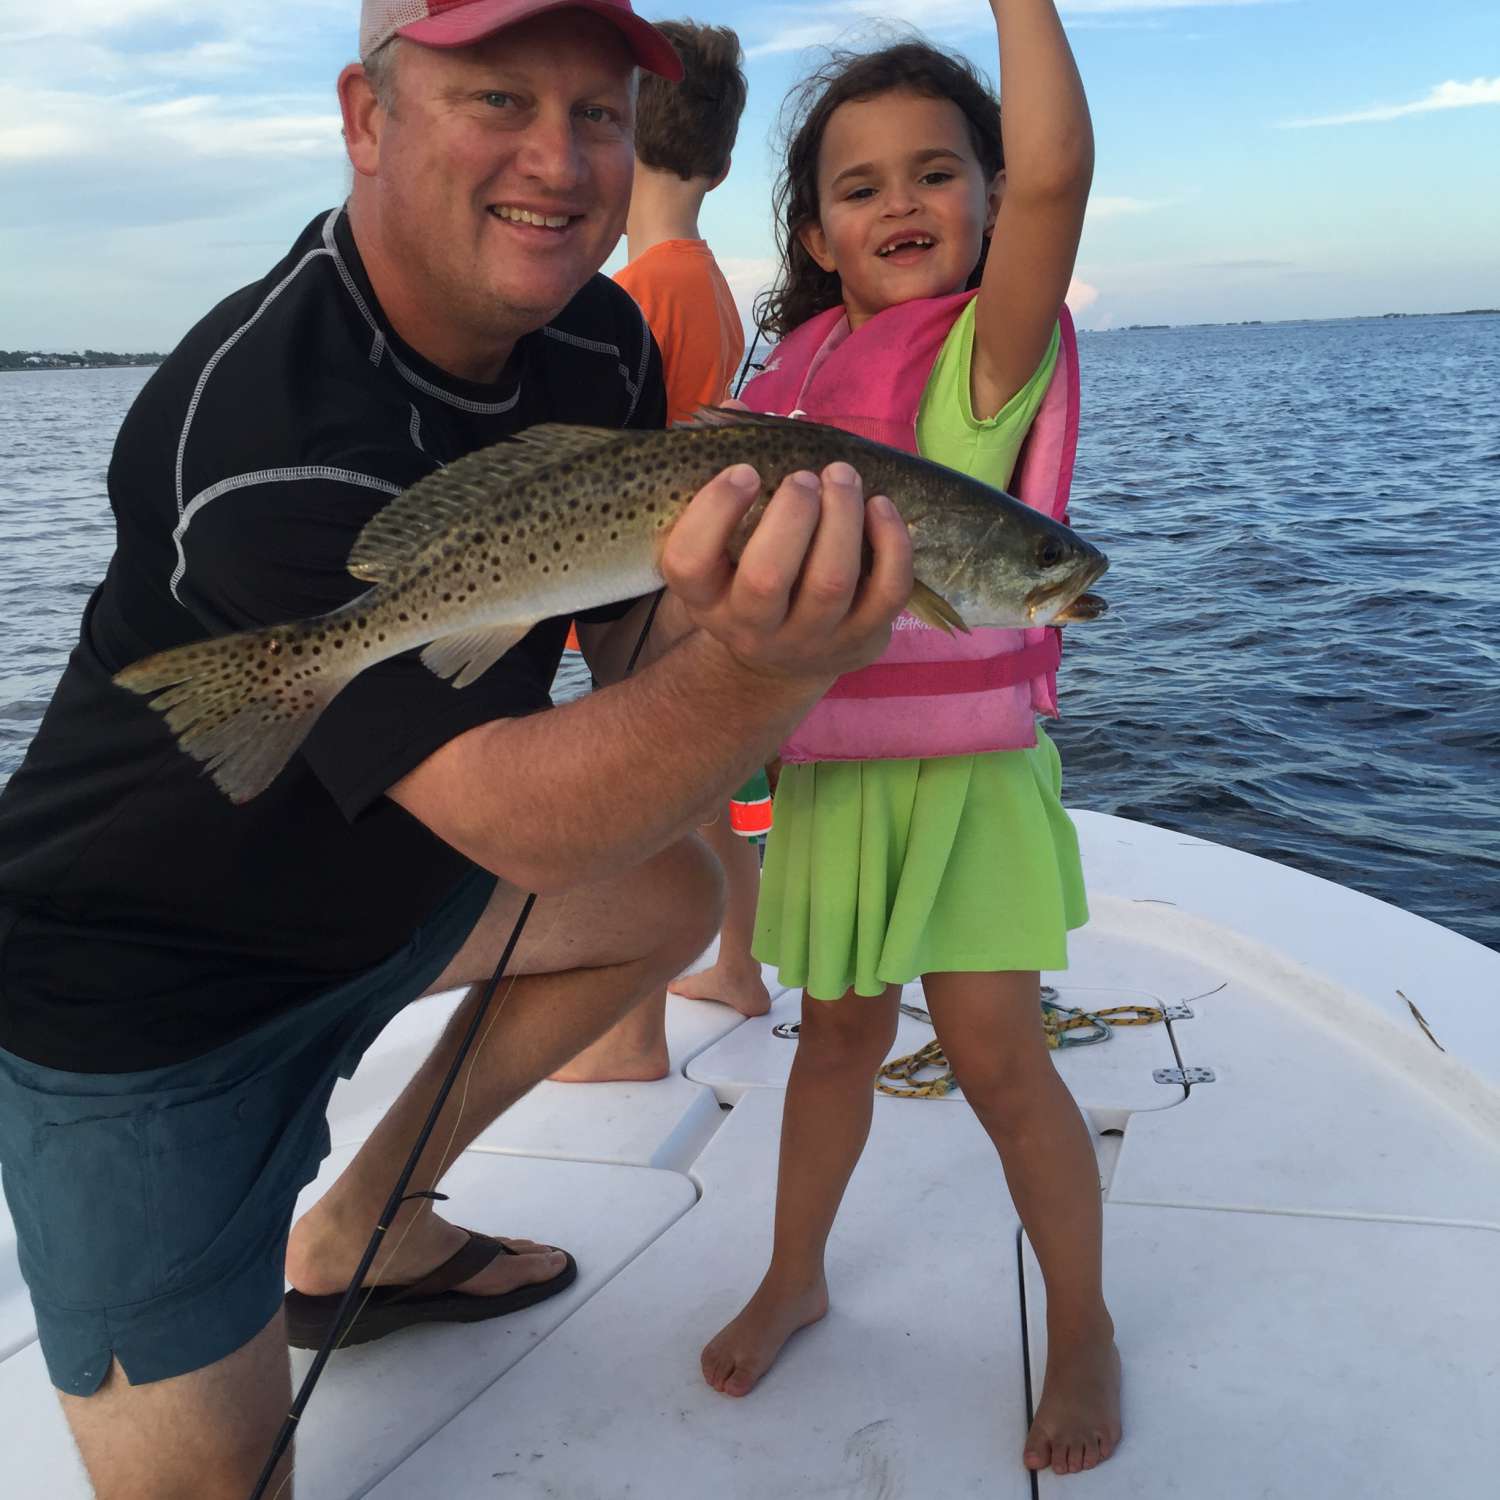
[875,1000,1168,1099]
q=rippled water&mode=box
[3,315,1497,949]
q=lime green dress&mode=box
[752,307,1089,1000]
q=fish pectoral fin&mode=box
[907,580,971,636]
[420,622,534,690]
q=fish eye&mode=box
[1037,538,1065,568]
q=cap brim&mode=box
[400,1,683,80]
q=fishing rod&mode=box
[248,597,663,1500]
[732,321,766,399]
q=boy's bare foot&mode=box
[701,1272,829,1396]
[1023,1322,1122,1475]
[669,960,772,1018]
[548,994,671,1083]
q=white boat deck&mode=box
[4,810,1499,1495]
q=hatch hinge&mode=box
[1154,1066,1215,1086]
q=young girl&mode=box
[699,2,1121,1478]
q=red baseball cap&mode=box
[360,0,683,80]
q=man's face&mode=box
[367,11,637,363]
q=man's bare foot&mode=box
[548,994,671,1083]
[669,960,772,1018]
[1023,1321,1123,1476]
[701,1272,829,1397]
[286,1203,568,1300]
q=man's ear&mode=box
[707,154,732,192]
[984,168,1006,234]
[798,218,837,273]
[339,63,384,178]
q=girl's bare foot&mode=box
[669,961,772,1018]
[1024,1323,1123,1475]
[701,1272,829,1396]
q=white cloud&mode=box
[1282,77,1500,128]
[0,85,342,168]
[718,256,781,339]
[1066,276,1101,314]
[1088,195,1173,221]
[746,0,1280,57]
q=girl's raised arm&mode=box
[971,0,1093,419]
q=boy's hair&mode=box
[758,41,1005,341]
[634,21,747,181]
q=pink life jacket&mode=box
[742,290,1081,764]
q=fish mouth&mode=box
[1024,553,1110,624]
[1053,591,1108,623]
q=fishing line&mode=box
[249,602,661,1500]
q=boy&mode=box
[615,20,748,422]
[556,22,765,1085]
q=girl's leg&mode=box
[702,983,901,1396]
[922,970,1122,1478]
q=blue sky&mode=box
[1,0,1495,349]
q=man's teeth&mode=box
[877,236,935,257]
[495,206,573,228]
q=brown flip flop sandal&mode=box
[284,1230,579,1350]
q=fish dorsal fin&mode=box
[347,425,629,582]
[677,406,811,433]
[507,422,629,461]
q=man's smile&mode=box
[490,203,585,232]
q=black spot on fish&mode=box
[528,553,537,564]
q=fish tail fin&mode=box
[113,628,350,803]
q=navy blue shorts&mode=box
[0,870,495,1395]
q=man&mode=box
[0,2,912,1496]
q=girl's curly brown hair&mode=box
[756,41,1005,342]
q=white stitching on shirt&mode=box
[174,236,335,537]
[627,303,651,423]
[320,213,522,416]
[409,405,425,452]
[170,466,403,603]
[541,325,643,411]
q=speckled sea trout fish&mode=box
[115,410,1108,803]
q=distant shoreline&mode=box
[1,351,164,373]
[6,308,1496,364]
[1083,309,1499,335]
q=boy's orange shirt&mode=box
[615,239,746,425]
